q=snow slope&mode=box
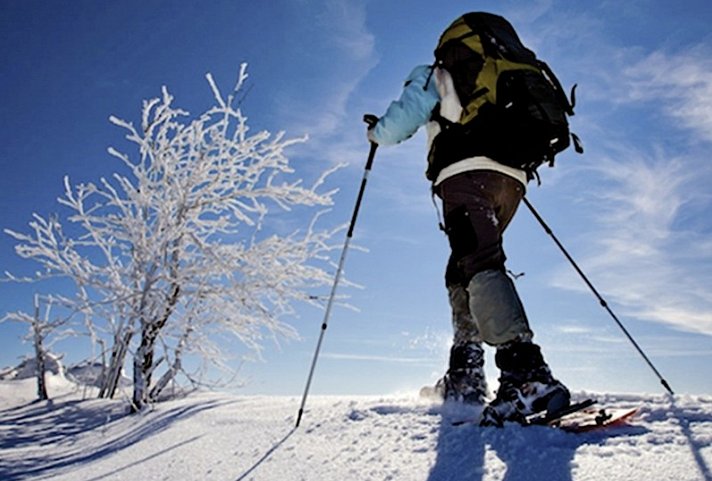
[1,377,711,481]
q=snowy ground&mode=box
[1,377,711,481]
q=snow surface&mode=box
[1,377,711,481]
[0,353,65,381]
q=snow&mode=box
[0,352,65,381]
[1,377,711,481]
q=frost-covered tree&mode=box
[4,64,342,410]
[1,294,68,400]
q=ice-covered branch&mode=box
[3,64,345,410]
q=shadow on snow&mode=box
[0,396,239,481]
[426,402,650,481]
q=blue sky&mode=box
[1,0,711,398]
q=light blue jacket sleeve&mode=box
[370,65,440,146]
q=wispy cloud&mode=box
[538,36,712,339]
[622,45,712,144]
[321,352,436,365]
[554,324,596,335]
[552,151,712,336]
[276,0,378,150]
[316,0,375,62]
[504,0,556,27]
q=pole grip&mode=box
[362,114,378,172]
[363,114,379,128]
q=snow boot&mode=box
[434,342,488,405]
[480,341,570,427]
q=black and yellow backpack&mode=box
[427,12,583,182]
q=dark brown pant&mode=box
[439,170,532,345]
[439,171,524,285]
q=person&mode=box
[366,18,570,426]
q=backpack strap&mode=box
[429,101,459,130]
[537,60,574,116]
[538,61,584,154]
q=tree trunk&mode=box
[33,295,48,401]
[99,328,133,399]
[149,322,192,402]
[131,327,153,411]
[131,283,181,411]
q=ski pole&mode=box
[522,196,674,396]
[295,115,379,428]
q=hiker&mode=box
[366,12,578,426]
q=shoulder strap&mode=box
[538,60,575,116]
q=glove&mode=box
[367,128,379,145]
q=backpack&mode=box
[426,12,583,182]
